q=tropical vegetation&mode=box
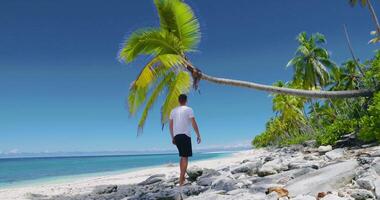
[119,0,375,134]
[119,0,379,149]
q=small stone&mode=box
[357,156,374,165]
[325,148,344,160]
[303,140,317,147]
[187,166,203,181]
[257,166,277,177]
[138,174,165,185]
[265,191,279,200]
[94,185,118,194]
[266,186,289,197]
[356,177,375,190]
[370,149,380,157]
[231,161,262,175]
[211,176,238,191]
[318,145,333,154]
[350,189,375,200]
[321,194,346,200]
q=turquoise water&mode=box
[0,152,229,188]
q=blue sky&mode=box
[0,0,378,155]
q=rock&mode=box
[286,160,358,197]
[266,186,289,198]
[202,168,221,177]
[148,188,182,200]
[258,158,288,177]
[303,140,317,147]
[318,145,333,154]
[325,148,345,160]
[211,176,238,191]
[288,160,320,170]
[182,185,205,196]
[197,176,216,186]
[349,189,375,200]
[196,168,221,186]
[374,179,380,199]
[304,153,321,161]
[264,156,274,162]
[25,193,49,200]
[373,158,380,175]
[231,161,262,175]
[187,166,203,181]
[226,188,249,195]
[357,156,374,165]
[356,177,375,190]
[292,194,316,200]
[321,194,346,200]
[370,149,380,157]
[334,133,360,148]
[94,185,118,194]
[265,191,279,200]
[257,166,277,177]
[138,174,165,185]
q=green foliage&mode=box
[287,32,336,90]
[358,92,380,142]
[119,0,201,132]
[253,31,379,148]
[316,119,358,145]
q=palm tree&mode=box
[330,61,361,90]
[119,0,374,130]
[349,0,380,43]
[287,32,335,90]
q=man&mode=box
[169,94,201,187]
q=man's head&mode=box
[178,94,187,105]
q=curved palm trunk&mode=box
[343,24,365,76]
[367,0,380,36]
[200,73,373,99]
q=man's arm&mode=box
[169,119,175,145]
[191,118,201,144]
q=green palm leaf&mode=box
[128,85,149,116]
[119,28,184,62]
[161,71,192,125]
[138,72,175,132]
[154,0,200,51]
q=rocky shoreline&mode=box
[30,143,380,200]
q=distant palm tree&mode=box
[287,32,335,90]
[119,0,374,131]
[349,0,380,43]
[330,61,361,90]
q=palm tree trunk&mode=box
[183,60,374,99]
[343,24,365,77]
[367,0,380,36]
[200,73,373,99]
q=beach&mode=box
[0,150,257,200]
[1,144,380,200]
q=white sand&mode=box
[0,149,264,200]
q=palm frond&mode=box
[154,0,200,51]
[160,71,192,125]
[128,85,149,116]
[137,72,175,133]
[133,54,184,88]
[119,28,184,62]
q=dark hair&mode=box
[178,94,187,104]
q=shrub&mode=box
[358,92,380,142]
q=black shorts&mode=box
[174,134,192,157]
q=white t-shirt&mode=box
[170,106,194,137]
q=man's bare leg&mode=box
[179,157,188,186]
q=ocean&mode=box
[0,152,230,188]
